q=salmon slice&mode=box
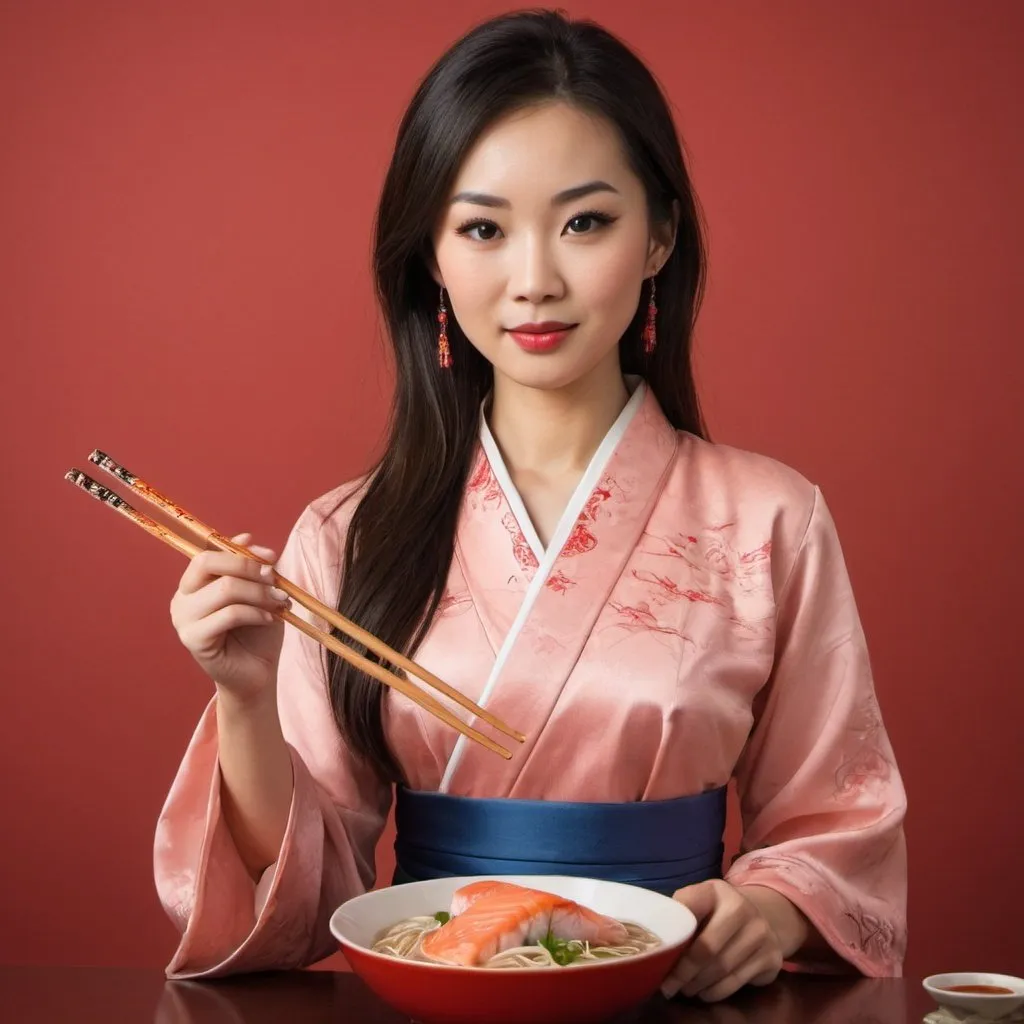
[448,880,509,917]
[421,881,629,966]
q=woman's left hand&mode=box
[661,880,809,1002]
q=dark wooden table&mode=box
[1,966,940,1022]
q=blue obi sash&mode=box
[392,785,727,896]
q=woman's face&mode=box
[432,101,673,393]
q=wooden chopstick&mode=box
[65,468,515,760]
[88,450,525,745]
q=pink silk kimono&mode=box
[154,381,908,979]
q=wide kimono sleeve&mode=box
[153,504,392,979]
[724,486,907,976]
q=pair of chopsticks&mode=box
[64,452,524,759]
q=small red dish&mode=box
[923,973,1024,1020]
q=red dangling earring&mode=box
[437,287,452,369]
[642,277,658,355]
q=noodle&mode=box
[371,915,442,960]
[370,916,661,968]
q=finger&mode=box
[671,881,720,925]
[179,549,275,595]
[181,576,290,625]
[665,923,745,1000]
[178,604,279,654]
[748,962,781,987]
[671,887,746,980]
[229,533,278,561]
[695,947,783,1003]
[682,920,767,997]
[694,969,746,1004]
[663,884,745,995]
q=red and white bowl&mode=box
[923,973,1024,1020]
[330,874,698,1024]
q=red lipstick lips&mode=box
[506,321,577,353]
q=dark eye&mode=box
[457,220,502,242]
[564,212,614,235]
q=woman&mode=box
[157,9,907,1002]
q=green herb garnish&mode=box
[434,911,451,925]
[538,930,585,966]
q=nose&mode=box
[508,232,565,305]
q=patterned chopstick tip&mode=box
[65,469,132,511]
[88,449,137,486]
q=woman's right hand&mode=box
[170,532,292,704]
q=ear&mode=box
[423,244,445,289]
[645,199,680,277]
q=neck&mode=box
[487,357,631,477]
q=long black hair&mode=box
[326,9,709,781]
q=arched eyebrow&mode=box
[449,180,620,209]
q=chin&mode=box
[497,361,593,392]
[493,346,620,393]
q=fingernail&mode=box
[660,979,680,1000]
[271,588,288,602]
[260,564,274,579]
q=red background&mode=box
[3,0,1022,980]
